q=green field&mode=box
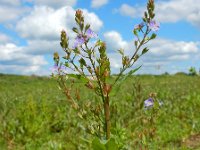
[1,74,200,149]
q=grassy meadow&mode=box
[0,73,200,149]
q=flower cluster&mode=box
[144,97,163,109]
[144,98,154,108]
[73,28,97,48]
[51,64,67,75]
[134,20,160,32]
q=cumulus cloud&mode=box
[0,33,11,44]
[0,64,49,75]
[104,31,130,52]
[25,40,60,55]
[33,0,77,8]
[0,5,30,23]
[103,31,200,74]
[91,0,108,8]
[0,43,48,75]
[118,4,143,18]
[117,0,200,28]
[155,0,200,25]
[16,6,103,41]
[0,5,103,75]
[0,0,21,6]
[148,38,199,56]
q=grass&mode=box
[0,74,200,149]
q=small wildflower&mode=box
[73,35,86,48]
[148,20,160,31]
[73,29,97,48]
[51,65,67,74]
[86,28,97,38]
[144,98,154,108]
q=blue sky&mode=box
[0,0,200,75]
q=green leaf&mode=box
[67,74,88,82]
[85,24,90,32]
[72,27,79,33]
[106,138,118,150]
[92,138,106,150]
[64,62,69,67]
[144,11,148,19]
[133,29,138,36]
[75,17,80,25]
[141,47,149,55]
[126,65,142,77]
[79,58,86,66]
[118,65,142,84]
[118,49,124,56]
[134,40,138,48]
[150,33,157,39]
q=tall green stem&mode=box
[104,95,111,139]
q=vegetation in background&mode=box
[189,67,197,76]
[1,74,200,149]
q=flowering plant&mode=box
[52,0,159,148]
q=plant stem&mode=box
[104,95,111,139]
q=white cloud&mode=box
[0,0,21,6]
[33,0,77,8]
[117,0,200,28]
[148,38,199,57]
[25,40,60,55]
[118,4,143,18]
[104,31,130,52]
[91,0,108,8]
[0,33,11,44]
[16,6,103,41]
[0,64,49,75]
[0,43,48,75]
[0,4,104,75]
[0,5,30,23]
[155,0,200,24]
[103,31,200,74]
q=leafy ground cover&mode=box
[0,74,200,149]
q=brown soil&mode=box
[183,133,200,149]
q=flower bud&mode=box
[53,52,60,66]
[149,92,157,98]
[85,81,94,89]
[75,9,83,19]
[103,84,112,96]
[103,69,110,77]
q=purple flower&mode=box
[86,28,97,38]
[73,28,97,48]
[73,35,86,48]
[144,98,154,108]
[149,20,160,31]
[134,22,144,30]
[51,64,67,74]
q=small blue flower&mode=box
[73,29,97,48]
[51,64,67,74]
[73,35,86,48]
[149,20,160,31]
[144,98,154,108]
[86,28,97,38]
